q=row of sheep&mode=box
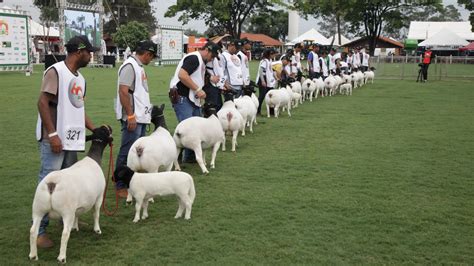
[29,69,375,263]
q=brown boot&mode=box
[117,188,128,198]
[37,234,54,248]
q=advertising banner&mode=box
[0,13,29,66]
[64,9,101,47]
[159,27,183,62]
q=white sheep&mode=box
[217,100,244,152]
[324,75,337,96]
[127,105,180,173]
[312,77,325,99]
[265,88,291,118]
[29,126,113,263]
[234,96,257,136]
[114,166,196,223]
[364,70,375,84]
[173,104,224,174]
[340,83,353,96]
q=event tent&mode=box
[291,28,331,45]
[408,21,474,41]
[29,19,60,38]
[328,33,351,46]
[459,42,474,51]
[418,28,469,49]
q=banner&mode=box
[0,13,29,66]
[159,27,183,62]
[64,9,101,47]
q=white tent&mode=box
[291,28,331,45]
[408,21,474,41]
[418,28,469,49]
[328,34,351,46]
[29,19,60,37]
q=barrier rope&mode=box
[102,143,119,216]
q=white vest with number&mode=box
[328,54,336,71]
[170,51,205,107]
[256,58,276,88]
[310,51,320,72]
[36,61,86,151]
[222,51,243,86]
[353,53,361,67]
[320,57,329,77]
[115,57,152,123]
[237,51,250,85]
[362,52,370,66]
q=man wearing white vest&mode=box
[361,48,370,72]
[222,39,244,100]
[256,49,277,115]
[114,40,156,196]
[319,50,329,79]
[35,35,98,248]
[307,44,320,79]
[237,38,251,86]
[169,41,219,163]
[352,47,361,70]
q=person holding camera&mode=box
[422,47,433,82]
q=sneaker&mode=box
[37,234,54,248]
[116,188,128,198]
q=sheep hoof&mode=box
[94,229,102,235]
[184,216,191,220]
[29,255,38,261]
[141,215,148,220]
[126,200,133,205]
[203,170,209,175]
[148,198,155,203]
[57,257,66,264]
[133,218,140,223]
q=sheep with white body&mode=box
[312,77,325,99]
[364,69,375,84]
[264,87,291,118]
[301,78,317,101]
[324,75,337,96]
[173,103,224,174]
[217,99,244,152]
[29,126,113,263]
[114,165,196,223]
[333,75,343,95]
[126,105,179,203]
[127,104,180,173]
[339,83,353,95]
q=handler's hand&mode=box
[49,135,63,154]
[210,75,220,84]
[196,90,207,99]
[127,116,137,132]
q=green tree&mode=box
[113,21,149,50]
[103,0,156,34]
[33,0,59,53]
[245,9,288,41]
[457,0,473,29]
[165,0,277,38]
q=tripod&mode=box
[416,64,423,82]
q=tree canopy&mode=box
[112,21,149,50]
[165,0,277,39]
[103,0,156,34]
[245,9,288,40]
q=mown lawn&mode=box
[0,63,473,264]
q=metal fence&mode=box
[370,55,474,81]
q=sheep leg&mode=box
[194,145,209,174]
[126,191,133,204]
[174,149,181,171]
[93,195,102,234]
[165,163,173,171]
[29,213,45,261]
[174,199,185,219]
[241,118,247,136]
[266,104,271,118]
[57,213,74,264]
[141,199,149,220]
[231,130,238,152]
[183,195,192,220]
[287,103,292,117]
[133,197,144,223]
[73,216,79,231]
[210,142,220,169]
[222,134,226,151]
[274,105,279,118]
[249,116,254,133]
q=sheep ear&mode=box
[160,103,165,110]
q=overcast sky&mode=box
[2,0,471,36]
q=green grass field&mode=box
[0,62,473,264]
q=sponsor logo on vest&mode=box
[68,79,84,108]
[231,55,241,66]
[141,70,149,92]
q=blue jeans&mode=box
[172,95,201,162]
[37,140,78,236]
[115,121,147,189]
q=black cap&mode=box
[204,41,220,57]
[136,40,158,57]
[65,35,99,52]
[241,38,251,45]
[228,39,244,47]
